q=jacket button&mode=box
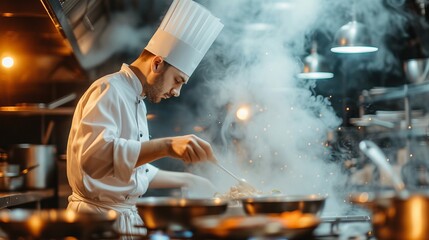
[146,169,149,173]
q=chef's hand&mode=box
[168,134,216,163]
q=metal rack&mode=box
[358,81,429,166]
[0,106,74,116]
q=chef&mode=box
[66,0,223,237]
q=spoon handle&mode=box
[214,162,242,183]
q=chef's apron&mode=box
[68,192,146,239]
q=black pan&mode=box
[136,197,228,230]
[0,209,118,239]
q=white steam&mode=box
[186,0,411,214]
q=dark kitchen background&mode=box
[0,0,429,209]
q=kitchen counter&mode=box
[0,189,55,209]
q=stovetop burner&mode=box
[132,215,373,240]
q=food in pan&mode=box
[214,183,281,200]
[214,183,263,200]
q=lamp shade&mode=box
[297,52,334,79]
[330,21,378,54]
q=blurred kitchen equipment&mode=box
[0,163,38,191]
[359,140,409,198]
[350,192,429,240]
[214,161,257,191]
[15,93,77,110]
[241,195,326,216]
[136,197,228,230]
[0,209,118,239]
[193,212,320,239]
[403,58,429,84]
[350,115,395,128]
[297,41,334,80]
[41,120,55,145]
[9,144,56,189]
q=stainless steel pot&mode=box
[0,209,118,239]
[136,197,228,230]
[403,58,429,84]
[350,192,429,240]
[0,163,23,191]
[0,164,38,191]
[9,144,56,189]
[241,195,326,216]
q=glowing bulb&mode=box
[2,56,14,68]
[236,105,251,121]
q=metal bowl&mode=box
[0,209,118,239]
[136,197,228,230]
[403,58,429,84]
[241,195,326,216]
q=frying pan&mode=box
[136,197,228,230]
[240,195,326,216]
[0,209,118,239]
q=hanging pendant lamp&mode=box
[330,20,378,54]
[298,42,334,79]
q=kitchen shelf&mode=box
[362,81,429,104]
[0,106,74,116]
[0,189,55,209]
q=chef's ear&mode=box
[152,56,166,73]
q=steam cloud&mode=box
[183,0,412,214]
[82,0,417,214]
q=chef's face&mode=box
[146,57,189,103]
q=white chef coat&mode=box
[66,64,159,237]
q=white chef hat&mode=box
[145,0,224,77]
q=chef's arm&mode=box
[135,134,216,168]
[149,170,217,196]
[149,170,193,188]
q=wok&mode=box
[241,195,326,216]
[350,191,429,240]
[0,209,118,239]
[136,197,228,230]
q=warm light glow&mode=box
[146,114,156,120]
[331,46,378,53]
[236,105,251,121]
[193,126,204,132]
[2,56,14,68]
[64,210,76,223]
[28,215,43,237]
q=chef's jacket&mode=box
[66,64,159,237]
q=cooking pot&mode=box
[350,191,429,240]
[241,195,326,216]
[9,144,56,189]
[0,209,118,239]
[0,163,38,191]
[136,197,228,230]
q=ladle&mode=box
[213,161,257,192]
[359,140,409,198]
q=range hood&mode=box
[42,0,110,70]
[0,0,114,83]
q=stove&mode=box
[132,215,373,240]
